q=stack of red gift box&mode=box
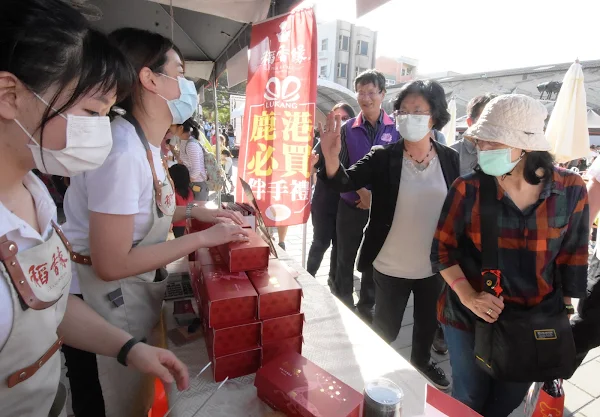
[188,220,303,382]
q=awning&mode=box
[86,0,303,80]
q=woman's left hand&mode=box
[126,343,189,391]
[192,206,245,225]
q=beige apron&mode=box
[74,115,176,417]
[0,223,72,417]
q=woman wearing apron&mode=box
[62,27,249,417]
[0,2,190,417]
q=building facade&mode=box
[317,19,378,90]
[375,56,419,86]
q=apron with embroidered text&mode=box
[74,116,176,417]
[0,223,72,417]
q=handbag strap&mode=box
[479,173,503,296]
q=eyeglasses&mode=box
[395,110,431,116]
[341,116,350,121]
[355,91,382,100]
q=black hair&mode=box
[1,0,135,147]
[393,80,450,130]
[168,164,191,199]
[221,149,232,157]
[522,151,555,185]
[354,69,387,93]
[332,103,356,119]
[467,93,497,120]
[109,28,184,113]
[182,118,199,138]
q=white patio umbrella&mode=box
[441,98,457,146]
[546,60,590,163]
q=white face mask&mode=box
[396,114,431,142]
[15,93,113,177]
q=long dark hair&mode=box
[522,151,555,185]
[1,0,135,147]
[169,164,191,199]
[109,28,183,113]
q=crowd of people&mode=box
[1,1,599,417]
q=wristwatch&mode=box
[186,202,198,219]
[565,304,575,315]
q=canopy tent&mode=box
[85,0,303,81]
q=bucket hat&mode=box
[464,94,551,151]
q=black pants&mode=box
[334,200,374,308]
[306,205,337,284]
[173,226,185,238]
[372,269,442,368]
[62,296,106,417]
[572,253,600,366]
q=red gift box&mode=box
[255,351,363,417]
[201,264,258,329]
[212,347,262,383]
[205,321,262,358]
[262,313,304,343]
[189,261,203,306]
[217,229,270,273]
[262,335,303,365]
[247,259,302,319]
[195,247,226,267]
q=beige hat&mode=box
[464,94,551,151]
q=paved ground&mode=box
[275,222,600,417]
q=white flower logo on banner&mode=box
[264,76,301,102]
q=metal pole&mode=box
[301,223,307,269]
[213,71,221,206]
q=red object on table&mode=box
[205,321,262,358]
[247,259,303,319]
[212,347,262,383]
[426,384,483,416]
[262,313,304,343]
[200,264,258,329]
[217,229,270,273]
[255,351,363,417]
[262,335,303,365]
[195,247,226,267]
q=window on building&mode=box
[356,40,368,56]
[401,68,407,76]
[338,35,350,51]
[355,66,367,78]
[337,62,348,78]
[385,78,396,86]
[321,39,328,51]
[320,65,328,76]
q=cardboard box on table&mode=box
[262,313,304,343]
[247,259,303,319]
[200,264,258,329]
[204,321,263,382]
[255,351,363,417]
[262,335,303,365]
[217,229,270,273]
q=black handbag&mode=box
[473,174,577,382]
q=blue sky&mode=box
[314,0,599,75]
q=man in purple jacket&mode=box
[332,70,399,320]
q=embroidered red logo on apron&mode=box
[28,263,49,287]
[50,247,68,276]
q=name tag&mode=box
[534,329,557,340]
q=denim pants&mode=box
[443,324,531,417]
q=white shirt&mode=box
[0,173,57,350]
[63,117,168,293]
[373,157,448,279]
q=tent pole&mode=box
[213,71,221,206]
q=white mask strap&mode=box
[32,92,67,120]
[14,119,41,146]
[159,73,178,82]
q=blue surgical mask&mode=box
[157,74,198,124]
[477,148,522,176]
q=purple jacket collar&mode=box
[351,110,394,129]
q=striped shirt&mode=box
[181,139,207,183]
[431,167,589,330]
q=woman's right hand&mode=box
[198,223,249,247]
[462,291,505,323]
[318,112,342,162]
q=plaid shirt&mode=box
[431,167,589,330]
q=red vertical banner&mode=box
[236,7,317,227]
